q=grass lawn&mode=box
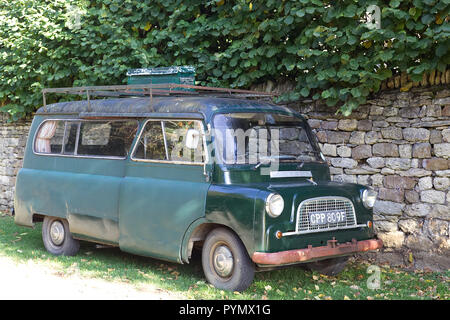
[0,213,448,300]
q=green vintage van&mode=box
[14,84,382,291]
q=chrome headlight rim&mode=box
[265,193,284,218]
[362,188,377,209]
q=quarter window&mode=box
[34,120,64,154]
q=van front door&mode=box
[119,119,210,262]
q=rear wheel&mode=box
[306,256,349,276]
[42,216,80,256]
[202,228,255,292]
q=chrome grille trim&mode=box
[283,196,365,236]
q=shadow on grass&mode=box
[1,215,448,300]
[0,214,323,299]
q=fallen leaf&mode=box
[276,289,285,295]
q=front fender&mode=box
[180,184,263,262]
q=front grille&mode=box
[296,197,356,234]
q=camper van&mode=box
[14,84,382,291]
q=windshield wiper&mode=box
[252,155,297,170]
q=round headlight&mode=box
[362,188,377,208]
[265,193,284,218]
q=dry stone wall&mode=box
[287,86,450,270]
[0,113,31,212]
[0,85,449,270]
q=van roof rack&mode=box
[42,83,277,110]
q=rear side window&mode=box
[34,120,65,154]
[132,119,205,164]
[34,120,138,158]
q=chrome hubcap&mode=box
[49,221,65,246]
[213,245,234,278]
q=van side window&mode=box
[35,120,138,158]
[132,120,205,163]
[133,121,167,160]
[78,121,138,157]
[164,120,205,163]
[34,120,65,154]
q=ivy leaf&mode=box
[295,10,305,18]
[390,0,401,8]
[436,43,448,57]
[300,87,310,97]
[266,47,277,58]
[285,16,294,25]
[321,90,331,99]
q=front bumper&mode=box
[252,238,383,266]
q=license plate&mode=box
[309,210,347,226]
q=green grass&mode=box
[0,214,448,300]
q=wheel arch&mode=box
[180,219,253,264]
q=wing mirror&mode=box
[185,129,200,149]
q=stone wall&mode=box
[0,85,449,270]
[0,113,31,212]
[287,85,450,270]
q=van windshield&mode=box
[213,112,321,165]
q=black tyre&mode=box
[202,228,255,292]
[42,216,80,256]
[307,256,349,276]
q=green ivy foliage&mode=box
[1,0,449,120]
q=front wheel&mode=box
[202,228,255,292]
[42,216,80,256]
[306,256,349,276]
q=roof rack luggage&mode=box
[42,83,277,111]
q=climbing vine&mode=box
[0,0,449,120]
